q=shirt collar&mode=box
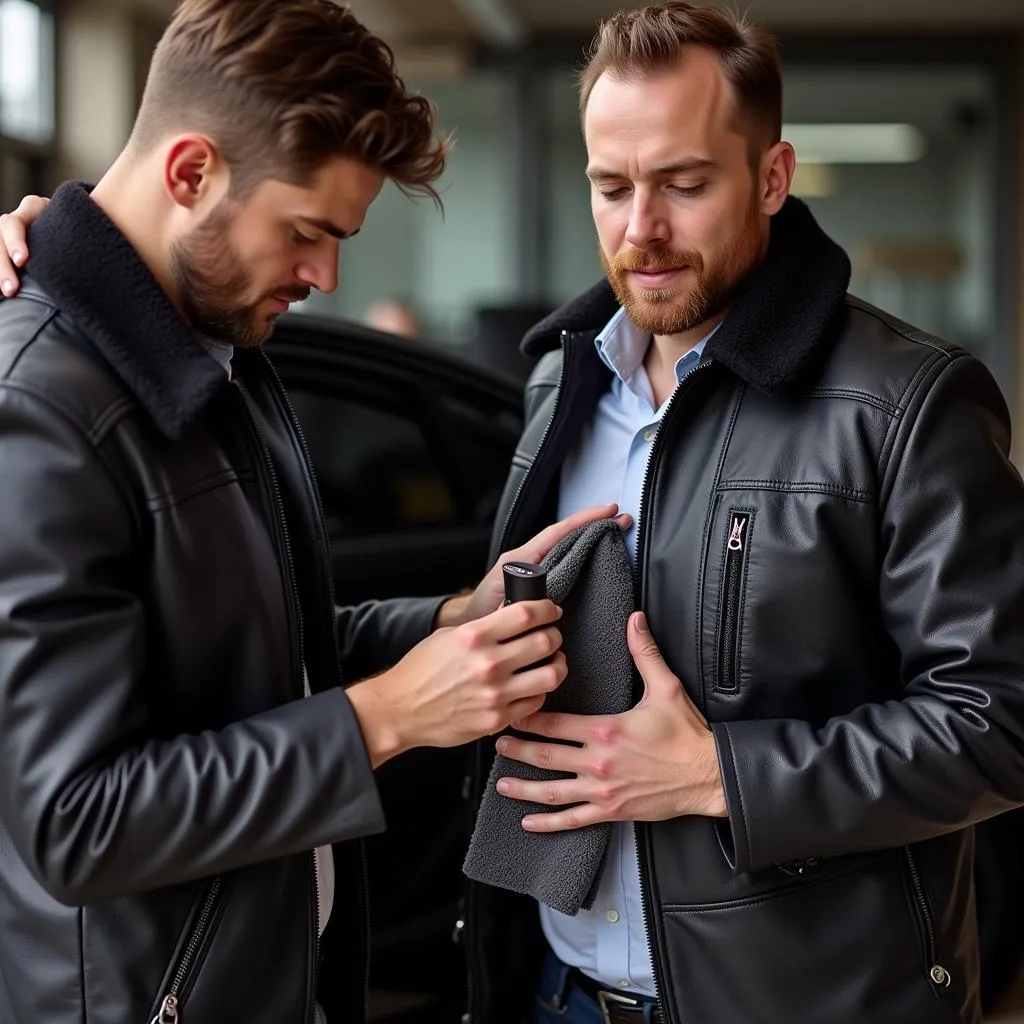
[594,306,718,387]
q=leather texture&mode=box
[0,183,444,1024]
[466,201,1024,1024]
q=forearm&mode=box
[713,694,1024,873]
[11,689,384,905]
[335,594,449,682]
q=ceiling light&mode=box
[782,123,927,164]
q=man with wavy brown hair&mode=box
[0,2,620,1023]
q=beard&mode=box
[170,200,310,349]
[600,198,765,338]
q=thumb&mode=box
[628,612,677,698]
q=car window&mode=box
[288,389,458,538]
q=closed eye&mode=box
[669,184,706,197]
[597,187,630,201]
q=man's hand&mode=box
[347,598,567,768]
[0,195,49,296]
[436,504,631,629]
[494,611,728,830]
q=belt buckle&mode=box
[597,989,642,1024]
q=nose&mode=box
[624,190,669,251]
[295,244,340,295]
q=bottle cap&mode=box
[502,561,548,604]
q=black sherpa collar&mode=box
[522,197,852,396]
[24,181,229,440]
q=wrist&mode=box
[435,592,473,630]
[346,675,408,769]
[700,730,729,818]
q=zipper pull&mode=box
[930,965,951,987]
[151,995,179,1024]
[728,515,746,552]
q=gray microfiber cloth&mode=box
[463,518,636,916]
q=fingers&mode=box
[0,215,19,297]
[512,710,592,744]
[0,195,45,298]
[477,598,562,643]
[496,728,586,774]
[501,651,567,703]
[521,806,605,833]
[501,625,562,672]
[512,503,621,564]
[496,774,591,807]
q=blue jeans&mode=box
[531,950,659,1024]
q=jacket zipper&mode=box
[233,380,321,1023]
[902,847,951,992]
[632,358,715,1019]
[255,353,372,1023]
[716,510,751,693]
[149,877,224,1024]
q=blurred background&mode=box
[1,0,1022,421]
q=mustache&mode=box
[271,287,313,304]
[613,248,702,274]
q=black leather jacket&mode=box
[0,184,442,1024]
[466,199,1024,1024]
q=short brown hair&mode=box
[132,0,448,203]
[579,2,782,152]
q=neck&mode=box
[644,309,726,407]
[91,154,185,319]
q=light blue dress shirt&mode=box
[540,307,717,997]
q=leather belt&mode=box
[565,967,665,1024]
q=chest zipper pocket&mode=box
[902,847,952,995]
[150,876,225,1024]
[716,509,752,694]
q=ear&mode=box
[759,141,796,217]
[163,135,223,212]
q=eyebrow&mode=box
[298,216,360,240]
[586,158,717,182]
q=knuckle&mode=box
[542,713,563,738]
[543,781,561,804]
[475,654,501,682]
[591,757,614,781]
[542,667,561,693]
[535,744,554,768]
[461,622,485,650]
[510,603,532,631]
[592,723,619,746]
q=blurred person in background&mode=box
[457,4,1024,1024]
[364,295,422,338]
[0,1,621,1022]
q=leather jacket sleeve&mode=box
[0,385,385,906]
[334,595,448,685]
[713,353,1024,873]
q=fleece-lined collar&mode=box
[24,181,230,440]
[522,197,852,397]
